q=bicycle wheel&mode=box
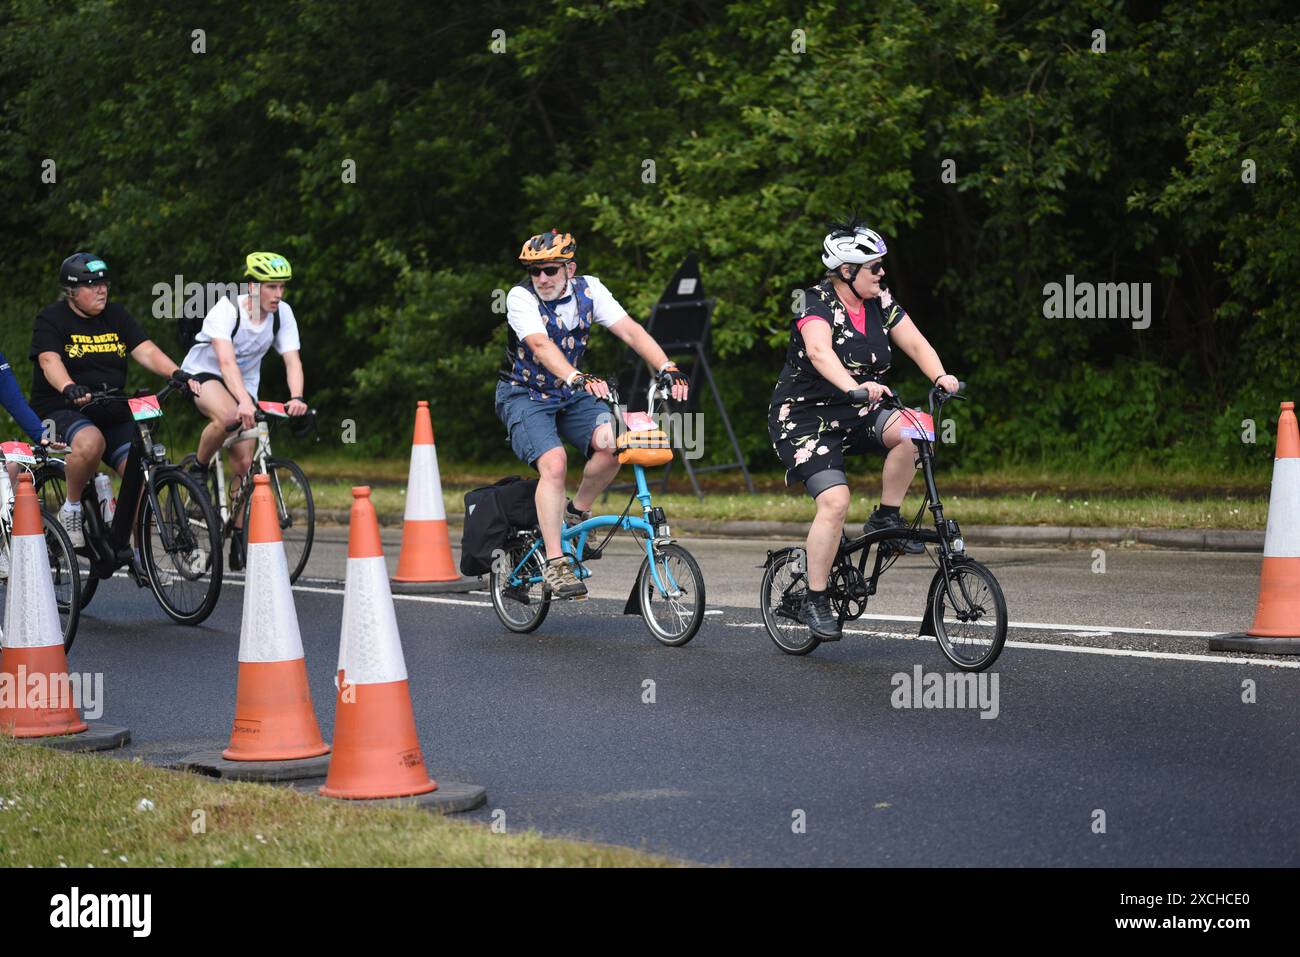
[760,548,820,655]
[636,542,705,647]
[929,559,1007,672]
[490,535,550,633]
[139,468,223,625]
[40,511,81,652]
[32,464,98,611]
[243,458,314,583]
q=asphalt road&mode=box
[24,531,1300,866]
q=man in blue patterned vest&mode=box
[495,229,689,599]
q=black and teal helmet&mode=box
[60,252,110,287]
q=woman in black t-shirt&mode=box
[768,220,960,640]
[30,252,197,547]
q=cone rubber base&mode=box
[1209,634,1300,655]
[318,779,487,813]
[178,750,333,782]
[5,723,131,752]
[389,575,484,595]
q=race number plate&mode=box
[0,441,36,465]
[128,395,163,420]
[257,400,289,418]
[899,410,935,441]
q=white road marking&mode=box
[734,612,1220,639]
[202,578,1296,666]
[727,623,1300,668]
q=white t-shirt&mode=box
[182,297,301,400]
[505,276,626,342]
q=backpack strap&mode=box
[229,303,281,340]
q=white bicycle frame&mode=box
[211,420,275,526]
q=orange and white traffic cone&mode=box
[222,474,330,760]
[321,486,437,799]
[1,474,87,737]
[1212,401,1300,654]
[392,401,462,584]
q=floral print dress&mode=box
[768,280,908,487]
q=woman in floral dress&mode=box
[768,219,961,640]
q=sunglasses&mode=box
[864,261,885,276]
[527,265,565,277]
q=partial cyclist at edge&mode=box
[495,229,690,600]
[29,253,199,550]
[180,251,307,571]
[768,218,961,641]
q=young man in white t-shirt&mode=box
[495,229,689,599]
[182,252,305,569]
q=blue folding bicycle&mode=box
[488,376,706,646]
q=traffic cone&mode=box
[0,474,87,737]
[318,487,485,811]
[1211,402,1300,654]
[222,474,330,760]
[392,401,460,583]
[321,486,437,799]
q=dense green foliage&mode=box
[1,0,1294,473]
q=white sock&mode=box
[63,500,82,513]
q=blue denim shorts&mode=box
[494,380,610,468]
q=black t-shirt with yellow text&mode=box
[29,301,148,416]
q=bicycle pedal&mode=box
[582,547,603,561]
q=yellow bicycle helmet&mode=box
[244,251,292,281]
[518,229,576,263]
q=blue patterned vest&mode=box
[499,276,595,401]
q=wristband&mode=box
[565,371,580,387]
[933,374,945,385]
[290,395,305,402]
[658,360,677,373]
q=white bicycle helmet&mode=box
[821,224,888,269]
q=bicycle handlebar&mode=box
[846,381,967,411]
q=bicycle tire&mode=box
[139,468,223,625]
[759,549,821,655]
[41,510,81,652]
[928,559,1007,672]
[243,457,314,583]
[0,510,80,652]
[636,542,705,647]
[32,464,99,611]
[490,536,550,633]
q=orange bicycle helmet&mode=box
[518,229,577,263]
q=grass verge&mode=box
[308,479,1268,530]
[0,739,676,867]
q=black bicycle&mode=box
[33,383,224,625]
[759,384,1008,671]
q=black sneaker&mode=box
[229,530,246,572]
[564,499,590,528]
[864,507,924,554]
[799,590,842,640]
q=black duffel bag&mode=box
[460,476,539,576]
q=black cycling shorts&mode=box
[45,406,136,470]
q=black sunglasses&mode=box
[527,265,565,277]
[864,261,885,276]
